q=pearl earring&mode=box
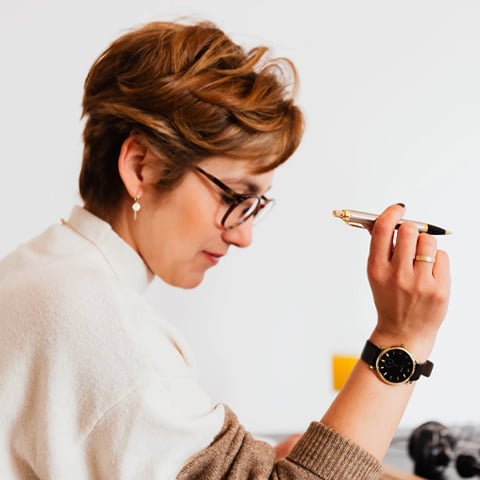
[132,196,141,220]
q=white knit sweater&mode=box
[0,206,225,479]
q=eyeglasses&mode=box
[194,166,275,230]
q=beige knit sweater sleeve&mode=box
[178,406,383,480]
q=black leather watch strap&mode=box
[410,358,434,381]
[361,340,382,367]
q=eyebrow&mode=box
[222,176,270,195]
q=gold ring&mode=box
[414,255,435,263]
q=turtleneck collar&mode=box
[64,206,154,292]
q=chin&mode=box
[179,280,203,290]
[163,273,205,290]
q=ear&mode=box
[117,135,149,199]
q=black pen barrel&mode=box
[425,224,447,235]
[393,222,447,235]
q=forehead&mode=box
[198,156,274,193]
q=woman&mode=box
[0,19,449,479]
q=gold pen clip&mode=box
[347,221,368,230]
[332,209,367,230]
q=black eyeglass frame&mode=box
[194,166,274,230]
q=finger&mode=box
[432,250,451,286]
[391,221,419,271]
[413,234,438,272]
[369,204,406,263]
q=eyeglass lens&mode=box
[223,197,274,229]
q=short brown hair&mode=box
[79,19,304,218]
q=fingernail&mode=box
[396,202,405,207]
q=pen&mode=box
[332,209,452,235]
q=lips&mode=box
[202,251,224,265]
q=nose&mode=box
[221,218,253,248]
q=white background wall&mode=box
[2,0,480,436]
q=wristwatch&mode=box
[361,340,434,385]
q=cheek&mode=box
[173,191,220,236]
[149,194,217,256]
[138,179,221,275]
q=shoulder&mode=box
[1,244,124,320]
[0,225,153,365]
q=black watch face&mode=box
[376,347,415,385]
